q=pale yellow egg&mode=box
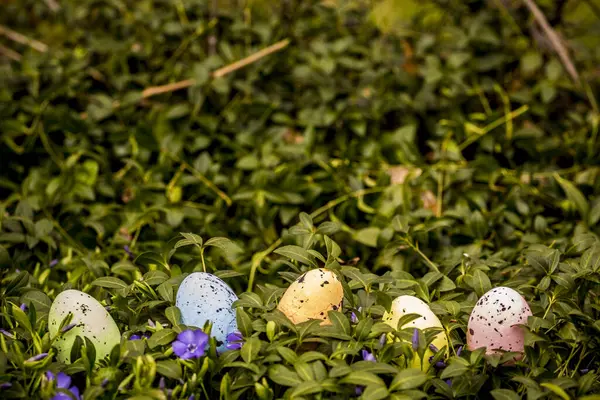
[383,295,448,371]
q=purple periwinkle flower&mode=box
[0,329,14,339]
[124,246,133,259]
[361,350,375,362]
[172,329,208,360]
[435,361,447,369]
[50,259,59,267]
[445,379,452,387]
[129,332,150,341]
[457,346,463,357]
[0,382,12,389]
[580,369,589,374]
[19,303,27,312]
[379,333,386,347]
[188,395,195,400]
[355,386,364,396]
[101,378,109,388]
[225,331,243,351]
[411,328,419,350]
[61,323,77,333]
[350,312,358,324]
[159,377,165,390]
[27,353,48,362]
[429,343,439,353]
[45,371,81,400]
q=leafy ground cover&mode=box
[1,0,600,399]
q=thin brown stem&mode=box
[0,25,48,52]
[521,0,580,83]
[139,39,290,100]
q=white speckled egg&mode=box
[467,286,532,358]
[48,290,121,364]
[383,295,448,371]
[175,272,238,351]
[277,268,343,325]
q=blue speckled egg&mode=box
[175,272,238,351]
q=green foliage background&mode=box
[1,0,600,399]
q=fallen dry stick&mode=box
[141,38,290,100]
[0,44,22,62]
[0,25,48,53]
[521,0,580,83]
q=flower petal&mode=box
[172,340,188,357]
[56,372,71,389]
[193,330,208,345]
[177,329,196,344]
[70,386,81,400]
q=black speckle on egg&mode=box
[469,328,474,335]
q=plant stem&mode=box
[247,238,282,292]
[404,239,440,273]
[310,187,385,219]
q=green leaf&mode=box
[555,174,589,220]
[361,385,388,400]
[490,389,521,400]
[147,329,177,349]
[339,371,385,386]
[274,245,318,268]
[389,369,428,390]
[240,336,261,364]
[204,237,234,250]
[156,360,182,380]
[540,383,571,400]
[236,308,253,337]
[268,365,303,387]
[165,306,181,326]
[440,358,470,379]
[176,232,204,248]
[324,235,342,260]
[142,270,169,286]
[294,361,315,381]
[355,317,374,341]
[328,310,351,336]
[157,282,174,303]
[91,277,130,293]
[134,252,169,270]
[465,269,492,297]
[234,292,264,309]
[34,219,53,238]
[290,381,322,397]
[392,215,410,233]
[11,303,32,334]
[354,227,380,247]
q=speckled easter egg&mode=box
[175,272,238,352]
[383,295,448,371]
[467,286,532,358]
[48,290,121,364]
[277,268,343,325]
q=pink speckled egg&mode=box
[467,287,532,358]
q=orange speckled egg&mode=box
[277,268,343,325]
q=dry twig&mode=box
[141,38,290,100]
[0,44,22,61]
[521,0,579,83]
[0,25,48,53]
